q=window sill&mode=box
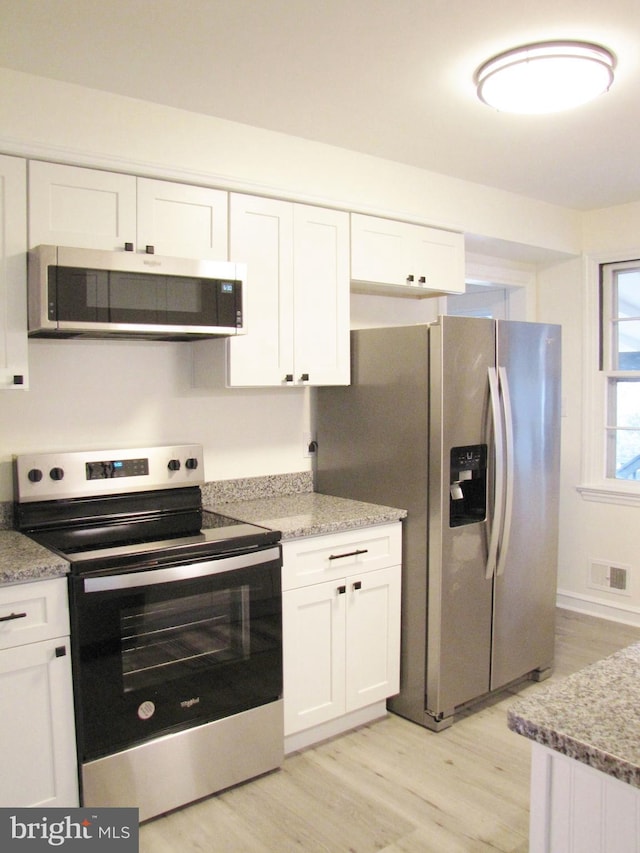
[577,483,640,507]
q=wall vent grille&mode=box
[588,560,630,595]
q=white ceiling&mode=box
[1,0,639,211]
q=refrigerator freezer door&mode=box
[491,321,561,690]
[317,325,430,723]
[426,316,496,719]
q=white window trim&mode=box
[579,251,640,507]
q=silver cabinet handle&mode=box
[0,611,27,622]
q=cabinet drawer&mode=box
[0,578,69,650]
[282,523,401,591]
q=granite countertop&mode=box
[204,492,407,540]
[0,472,406,585]
[508,642,640,788]
[0,530,69,586]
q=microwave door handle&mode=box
[486,366,504,580]
[495,367,515,577]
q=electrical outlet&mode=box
[303,432,317,458]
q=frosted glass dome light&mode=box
[475,41,615,114]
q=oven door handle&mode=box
[82,546,281,593]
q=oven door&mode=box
[69,545,282,762]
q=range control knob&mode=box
[49,467,64,481]
[28,468,43,483]
[168,459,181,471]
[185,457,199,470]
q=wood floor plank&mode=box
[139,609,640,852]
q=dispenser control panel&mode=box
[449,444,487,528]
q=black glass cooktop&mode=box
[25,511,281,575]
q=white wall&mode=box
[0,68,581,255]
[0,338,313,500]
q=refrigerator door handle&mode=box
[486,366,504,580]
[496,366,515,576]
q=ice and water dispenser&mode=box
[449,444,487,527]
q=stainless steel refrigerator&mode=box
[316,316,561,730]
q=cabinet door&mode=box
[226,193,295,386]
[412,225,465,294]
[0,154,28,389]
[345,565,401,712]
[0,638,78,807]
[351,213,464,296]
[136,178,228,259]
[29,161,137,251]
[351,213,411,287]
[283,581,346,735]
[293,205,350,385]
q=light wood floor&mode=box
[140,609,640,852]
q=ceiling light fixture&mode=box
[475,41,615,114]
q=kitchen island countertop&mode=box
[204,491,407,540]
[508,641,640,788]
[0,529,69,585]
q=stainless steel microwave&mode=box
[28,245,246,340]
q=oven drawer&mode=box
[0,578,70,651]
[281,523,401,591]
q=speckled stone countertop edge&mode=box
[0,530,70,586]
[203,491,407,540]
[508,642,640,788]
[1,472,406,583]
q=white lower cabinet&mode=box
[0,578,79,807]
[529,742,640,853]
[282,523,401,750]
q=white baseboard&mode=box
[556,589,640,627]
[284,701,387,755]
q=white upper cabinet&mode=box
[28,161,228,259]
[29,161,136,251]
[136,178,228,259]
[350,213,465,297]
[291,204,350,386]
[225,194,349,387]
[0,154,28,390]
[226,194,295,386]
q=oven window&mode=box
[121,587,250,693]
[72,556,282,761]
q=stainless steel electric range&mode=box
[14,444,283,822]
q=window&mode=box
[601,260,640,481]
